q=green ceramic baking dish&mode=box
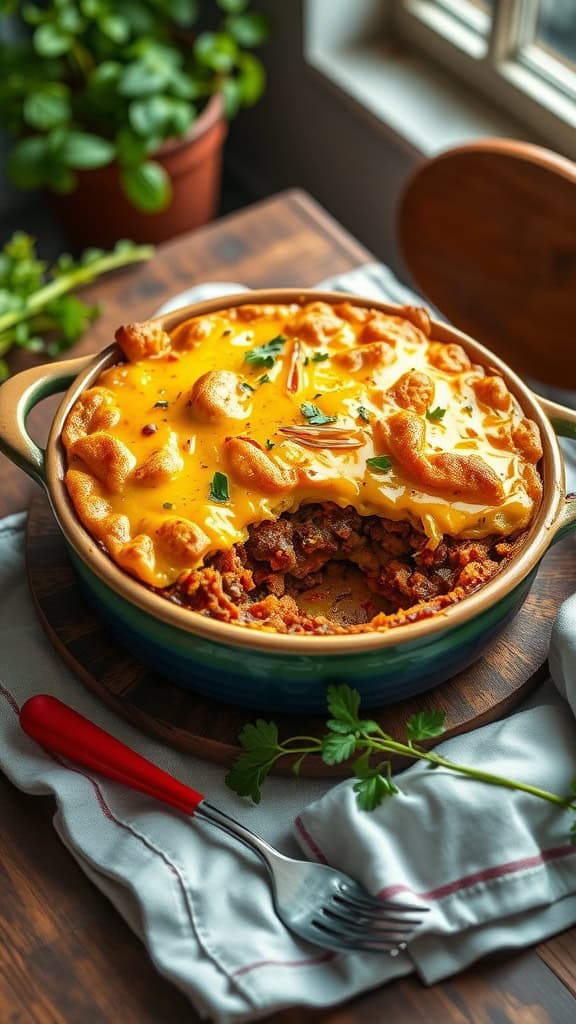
[0,289,575,711]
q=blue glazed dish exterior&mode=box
[69,545,537,713]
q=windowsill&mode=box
[306,38,529,157]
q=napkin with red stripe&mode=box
[1,267,575,1024]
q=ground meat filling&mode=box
[163,502,522,635]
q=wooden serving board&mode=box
[26,495,576,777]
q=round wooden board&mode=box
[26,495,576,777]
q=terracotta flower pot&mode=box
[54,93,228,248]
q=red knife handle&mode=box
[20,695,204,815]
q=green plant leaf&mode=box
[406,710,446,741]
[119,60,169,98]
[208,469,230,503]
[217,0,249,12]
[129,96,194,138]
[194,31,238,73]
[238,718,279,756]
[220,78,242,119]
[352,750,373,779]
[98,14,130,44]
[8,137,50,189]
[237,53,266,105]
[300,401,336,426]
[57,7,84,34]
[60,131,115,169]
[116,127,148,166]
[426,406,446,422]
[169,0,198,25]
[244,334,286,367]
[33,23,71,57]
[326,684,361,729]
[226,12,270,48]
[121,161,171,212]
[354,773,398,811]
[366,455,392,472]
[23,86,71,131]
[321,732,358,766]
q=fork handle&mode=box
[20,695,204,815]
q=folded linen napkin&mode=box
[1,265,575,1023]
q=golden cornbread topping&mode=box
[62,300,543,631]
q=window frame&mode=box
[393,0,576,158]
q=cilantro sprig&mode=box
[226,684,576,833]
[244,334,286,369]
[0,233,152,381]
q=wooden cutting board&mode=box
[26,495,576,777]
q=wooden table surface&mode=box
[1,189,575,1024]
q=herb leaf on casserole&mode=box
[209,471,230,503]
[366,455,392,472]
[426,406,446,422]
[244,334,286,368]
[226,684,576,834]
[300,401,337,426]
[357,405,370,422]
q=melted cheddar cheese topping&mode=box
[63,300,543,589]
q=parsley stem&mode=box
[0,245,153,337]
[360,737,574,810]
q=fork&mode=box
[20,694,429,955]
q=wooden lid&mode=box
[398,139,576,388]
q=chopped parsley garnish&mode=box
[366,455,392,473]
[241,381,256,392]
[209,471,230,503]
[357,405,370,422]
[303,356,310,366]
[463,404,473,414]
[311,351,329,362]
[300,401,337,426]
[154,400,169,409]
[259,374,271,384]
[426,406,446,422]
[265,438,275,450]
[162,501,174,509]
[244,334,286,368]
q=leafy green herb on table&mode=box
[366,455,392,473]
[244,335,286,369]
[0,232,152,381]
[311,351,329,363]
[225,684,576,838]
[426,406,446,422]
[300,402,337,426]
[209,471,230,503]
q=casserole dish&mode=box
[1,289,575,712]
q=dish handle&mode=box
[0,355,94,488]
[538,395,576,544]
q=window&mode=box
[393,0,576,156]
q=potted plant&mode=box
[0,0,269,246]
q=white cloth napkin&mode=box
[1,265,575,1023]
